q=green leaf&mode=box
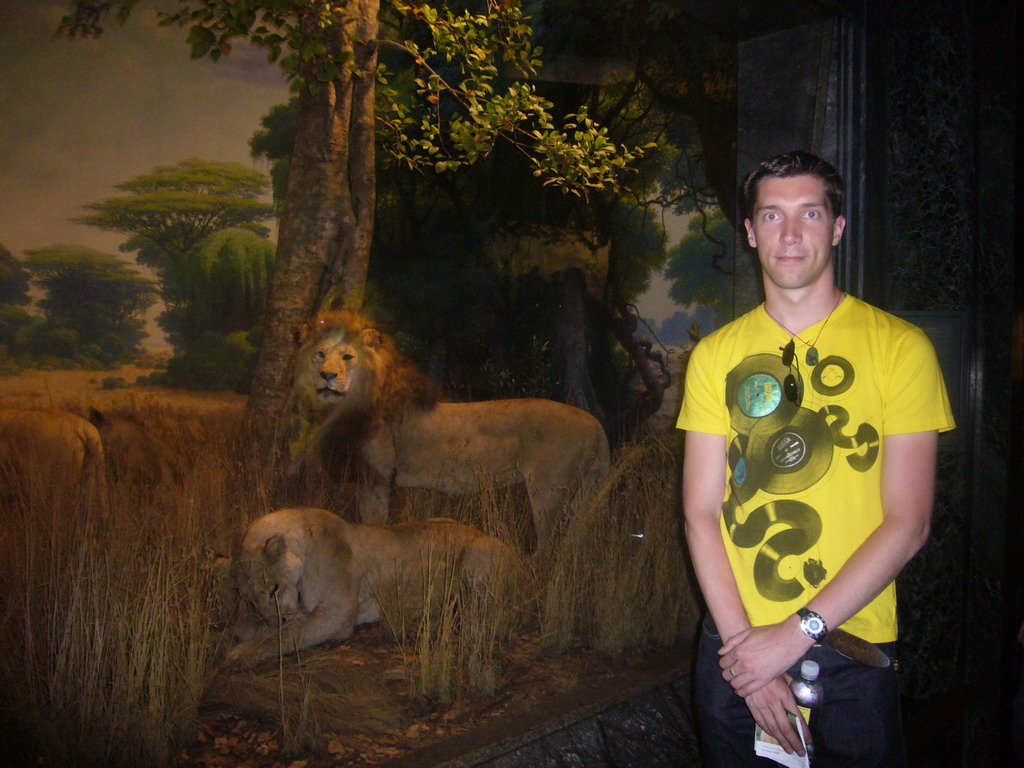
[190,40,212,59]
[186,24,216,46]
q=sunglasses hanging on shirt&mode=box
[780,339,802,406]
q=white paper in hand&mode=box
[753,714,810,768]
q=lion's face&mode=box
[235,536,305,623]
[313,340,360,400]
[296,324,379,407]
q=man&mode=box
[677,150,954,766]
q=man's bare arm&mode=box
[682,430,747,640]
[721,430,938,697]
[683,430,807,756]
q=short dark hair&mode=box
[742,150,845,219]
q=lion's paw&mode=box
[222,640,263,670]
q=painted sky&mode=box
[0,0,288,262]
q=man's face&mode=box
[744,174,846,294]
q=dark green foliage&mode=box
[481,334,557,399]
[609,204,670,302]
[101,376,130,390]
[21,245,157,366]
[21,326,125,370]
[368,254,564,400]
[0,246,33,371]
[161,227,275,345]
[481,271,562,399]
[249,100,297,210]
[0,304,34,350]
[0,244,30,305]
[152,330,257,392]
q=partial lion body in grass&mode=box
[222,507,520,668]
[0,407,107,510]
[87,407,180,489]
[286,310,611,548]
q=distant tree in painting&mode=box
[248,101,297,211]
[143,227,275,392]
[0,244,30,306]
[665,210,731,333]
[159,329,259,392]
[76,160,276,387]
[21,245,157,366]
[168,227,276,342]
[0,244,33,371]
[76,159,274,334]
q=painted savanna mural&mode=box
[0,1,740,764]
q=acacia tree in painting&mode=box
[75,159,277,388]
[60,0,645,468]
[76,159,275,344]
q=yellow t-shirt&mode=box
[677,296,954,643]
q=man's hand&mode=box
[745,676,810,756]
[718,619,813,697]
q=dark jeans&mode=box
[695,614,906,768]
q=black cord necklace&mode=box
[764,291,845,366]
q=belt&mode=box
[823,627,893,668]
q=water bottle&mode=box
[792,659,822,709]
[791,659,821,762]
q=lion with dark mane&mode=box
[286,310,610,547]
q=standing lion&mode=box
[284,310,610,548]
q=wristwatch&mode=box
[796,607,828,642]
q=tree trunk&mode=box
[553,268,605,424]
[244,0,379,469]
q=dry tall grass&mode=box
[537,438,693,656]
[0,404,244,767]
[0,389,695,767]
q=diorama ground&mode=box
[185,627,693,768]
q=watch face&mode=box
[802,618,827,638]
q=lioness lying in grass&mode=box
[221,507,518,668]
